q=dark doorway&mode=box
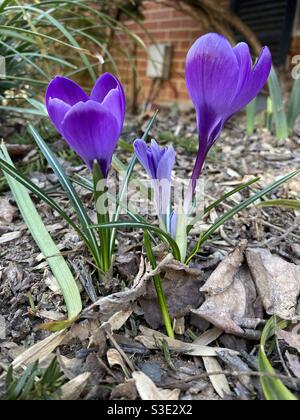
[231,0,297,65]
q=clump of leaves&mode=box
[0,358,65,401]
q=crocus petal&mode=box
[46,76,88,108]
[233,42,252,95]
[230,46,272,116]
[90,73,126,130]
[61,100,119,177]
[156,145,175,181]
[47,98,71,134]
[151,139,165,168]
[186,33,240,143]
[134,139,156,179]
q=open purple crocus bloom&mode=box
[134,139,175,231]
[46,73,125,177]
[185,33,272,208]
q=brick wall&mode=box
[113,0,299,107]
[113,1,211,106]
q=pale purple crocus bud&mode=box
[134,139,175,233]
[185,33,272,210]
[45,73,126,178]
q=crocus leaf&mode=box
[29,125,102,269]
[188,177,261,232]
[0,143,82,320]
[0,156,86,241]
[268,67,288,140]
[287,76,300,133]
[186,169,300,264]
[90,221,181,262]
[259,316,297,401]
[257,199,300,210]
[110,111,158,255]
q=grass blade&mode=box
[0,143,82,319]
[258,316,297,400]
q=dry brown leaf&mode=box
[0,231,22,244]
[192,243,262,335]
[246,248,300,320]
[201,240,247,294]
[286,352,300,379]
[139,256,204,328]
[60,372,91,400]
[136,326,238,357]
[0,315,6,340]
[83,257,147,320]
[111,379,138,400]
[101,309,132,333]
[0,198,16,224]
[107,348,129,377]
[202,357,231,398]
[133,371,180,400]
[12,331,66,369]
[277,324,300,353]
[194,328,230,398]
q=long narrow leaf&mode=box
[110,112,158,255]
[0,143,82,319]
[29,125,102,268]
[257,199,300,210]
[90,221,181,262]
[0,156,85,240]
[287,77,300,132]
[186,169,300,264]
[258,317,297,401]
[268,67,288,139]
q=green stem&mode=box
[144,231,174,339]
[93,162,111,273]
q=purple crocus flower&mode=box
[134,139,175,231]
[46,73,126,177]
[185,33,272,208]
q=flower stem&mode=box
[93,162,111,273]
[144,230,174,338]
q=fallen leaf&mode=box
[60,372,90,400]
[101,309,132,333]
[111,379,137,400]
[246,248,300,320]
[0,197,16,224]
[139,256,204,328]
[194,328,230,399]
[83,257,147,320]
[12,331,66,368]
[133,371,180,401]
[136,326,238,357]
[277,324,300,353]
[107,348,129,377]
[286,352,300,379]
[0,315,6,340]
[192,242,262,335]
